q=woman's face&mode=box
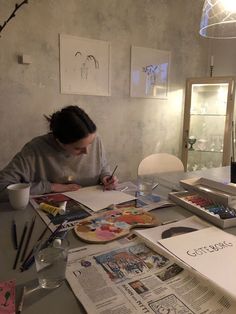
[60,133,96,156]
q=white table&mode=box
[0,166,234,313]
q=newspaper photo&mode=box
[66,238,236,314]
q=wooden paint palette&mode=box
[74,206,159,243]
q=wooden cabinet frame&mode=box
[181,76,236,171]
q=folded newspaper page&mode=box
[66,238,236,314]
[135,216,236,298]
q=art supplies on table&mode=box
[13,222,28,270]
[74,206,159,243]
[0,279,15,314]
[30,193,91,231]
[116,181,174,211]
[169,177,236,229]
[64,185,137,212]
[20,219,68,272]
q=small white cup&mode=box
[7,183,30,210]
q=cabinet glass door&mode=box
[182,77,235,172]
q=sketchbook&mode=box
[63,185,136,212]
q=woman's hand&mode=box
[51,183,81,193]
[102,175,118,190]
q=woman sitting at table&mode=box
[0,105,118,201]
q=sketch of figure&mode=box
[75,51,99,80]
[143,63,168,97]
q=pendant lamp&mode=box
[200,0,236,39]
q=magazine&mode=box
[30,193,91,231]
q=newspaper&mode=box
[66,238,236,314]
[135,216,236,298]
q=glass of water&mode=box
[35,237,69,289]
[137,176,154,196]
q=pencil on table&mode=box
[13,222,28,270]
[20,216,36,262]
[20,221,52,271]
[12,219,18,250]
[17,286,26,314]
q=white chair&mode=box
[138,153,184,176]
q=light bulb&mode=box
[221,0,236,13]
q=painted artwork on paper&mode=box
[60,34,111,96]
[94,243,169,283]
[130,46,170,99]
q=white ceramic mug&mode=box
[7,183,30,210]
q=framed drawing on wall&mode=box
[60,34,111,96]
[130,46,170,99]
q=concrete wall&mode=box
[208,39,236,77]
[0,0,208,182]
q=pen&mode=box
[17,286,26,314]
[13,222,28,270]
[12,219,18,250]
[21,216,36,262]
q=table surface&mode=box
[0,166,234,313]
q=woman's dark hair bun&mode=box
[46,105,97,144]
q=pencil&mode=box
[13,222,28,270]
[20,221,52,271]
[12,219,18,250]
[46,219,68,244]
[17,286,26,314]
[21,221,68,272]
[20,216,36,262]
[109,165,118,180]
[103,165,118,191]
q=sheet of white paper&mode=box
[158,226,236,297]
[135,216,210,243]
[63,185,136,211]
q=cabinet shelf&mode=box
[190,113,226,117]
[188,150,223,154]
[182,76,235,171]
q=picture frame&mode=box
[60,34,111,96]
[130,45,170,99]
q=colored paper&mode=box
[0,280,15,314]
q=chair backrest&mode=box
[138,153,184,176]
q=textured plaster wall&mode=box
[0,0,208,181]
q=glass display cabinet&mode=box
[181,76,236,171]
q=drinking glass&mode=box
[35,237,69,289]
[137,176,154,196]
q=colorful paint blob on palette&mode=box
[74,206,159,243]
[182,194,236,219]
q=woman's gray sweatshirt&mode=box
[0,133,111,200]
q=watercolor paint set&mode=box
[168,177,236,229]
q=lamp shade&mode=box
[200,0,236,39]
